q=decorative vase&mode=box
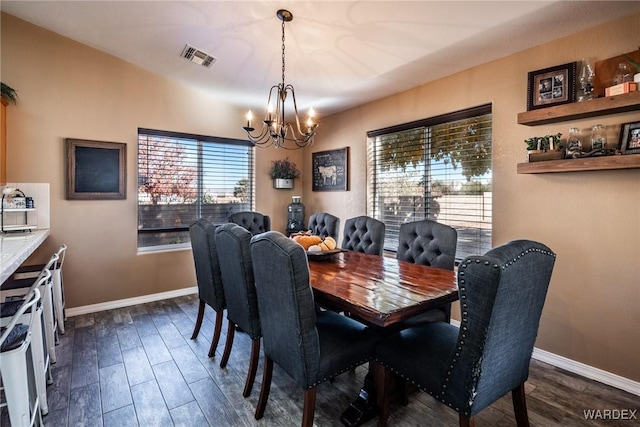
[273,178,294,189]
[590,124,606,150]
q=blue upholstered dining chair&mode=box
[396,219,458,325]
[189,219,226,358]
[227,211,271,236]
[375,239,556,427]
[250,231,380,427]
[308,212,340,240]
[214,223,261,397]
[341,215,386,256]
[397,219,457,269]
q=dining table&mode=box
[307,249,459,426]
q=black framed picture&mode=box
[66,138,127,200]
[619,121,640,155]
[527,62,577,110]
[312,147,349,191]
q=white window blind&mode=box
[138,128,254,249]
[367,105,492,259]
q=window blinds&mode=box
[367,105,492,259]
[137,129,254,248]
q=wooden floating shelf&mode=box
[517,91,640,126]
[517,154,640,174]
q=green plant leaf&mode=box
[1,82,18,104]
[623,54,640,73]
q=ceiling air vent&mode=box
[180,44,217,68]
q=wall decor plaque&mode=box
[312,147,348,191]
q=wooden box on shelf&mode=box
[527,149,565,162]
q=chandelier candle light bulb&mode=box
[306,108,315,132]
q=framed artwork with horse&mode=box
[312,147,349,191]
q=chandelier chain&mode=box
[281,19,286,86]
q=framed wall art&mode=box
[66,138,126,200]
[312,147,348,191]
[527,62,577,110]
[619,121,640,155]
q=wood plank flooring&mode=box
[3,294,638,426]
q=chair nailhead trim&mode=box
[308,356,373,388]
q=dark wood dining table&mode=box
[307,249,459,426]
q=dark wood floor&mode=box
[3,294,638,426]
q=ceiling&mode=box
[3,1,640,117]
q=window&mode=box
[138,128,254,250]
[367,105,492,260]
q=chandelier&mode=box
[243,9,318,149]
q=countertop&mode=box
[0,229,50,284]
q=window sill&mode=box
[137,243,191,255]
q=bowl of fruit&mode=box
[290,232,343,261]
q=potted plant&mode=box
[269,157,301,189]
[524,133,564,162]
[1,83,18,105]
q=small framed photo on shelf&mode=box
[619,121,640,155]
[527,62,577,110]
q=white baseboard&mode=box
[65,286,198,317]
[448,319,639,396]
[66,295,638,397]
[531,347,639,396]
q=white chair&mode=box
[1,270,52,415]
[2,252,59,364]
[13,244,67,334]
[0,287,43,427]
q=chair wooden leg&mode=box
[208,310,223,358]
[459,415,475,427]
[255,357,273,420]
[220,321,235,368]
[512,382,530,427]
[242,337,261,397]
[302,387,317,427]
[375,362,392,427]
[191,300,205,339]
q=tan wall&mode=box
[301,12,640,381]
[0,13,299,307]
[2,11,639,381]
